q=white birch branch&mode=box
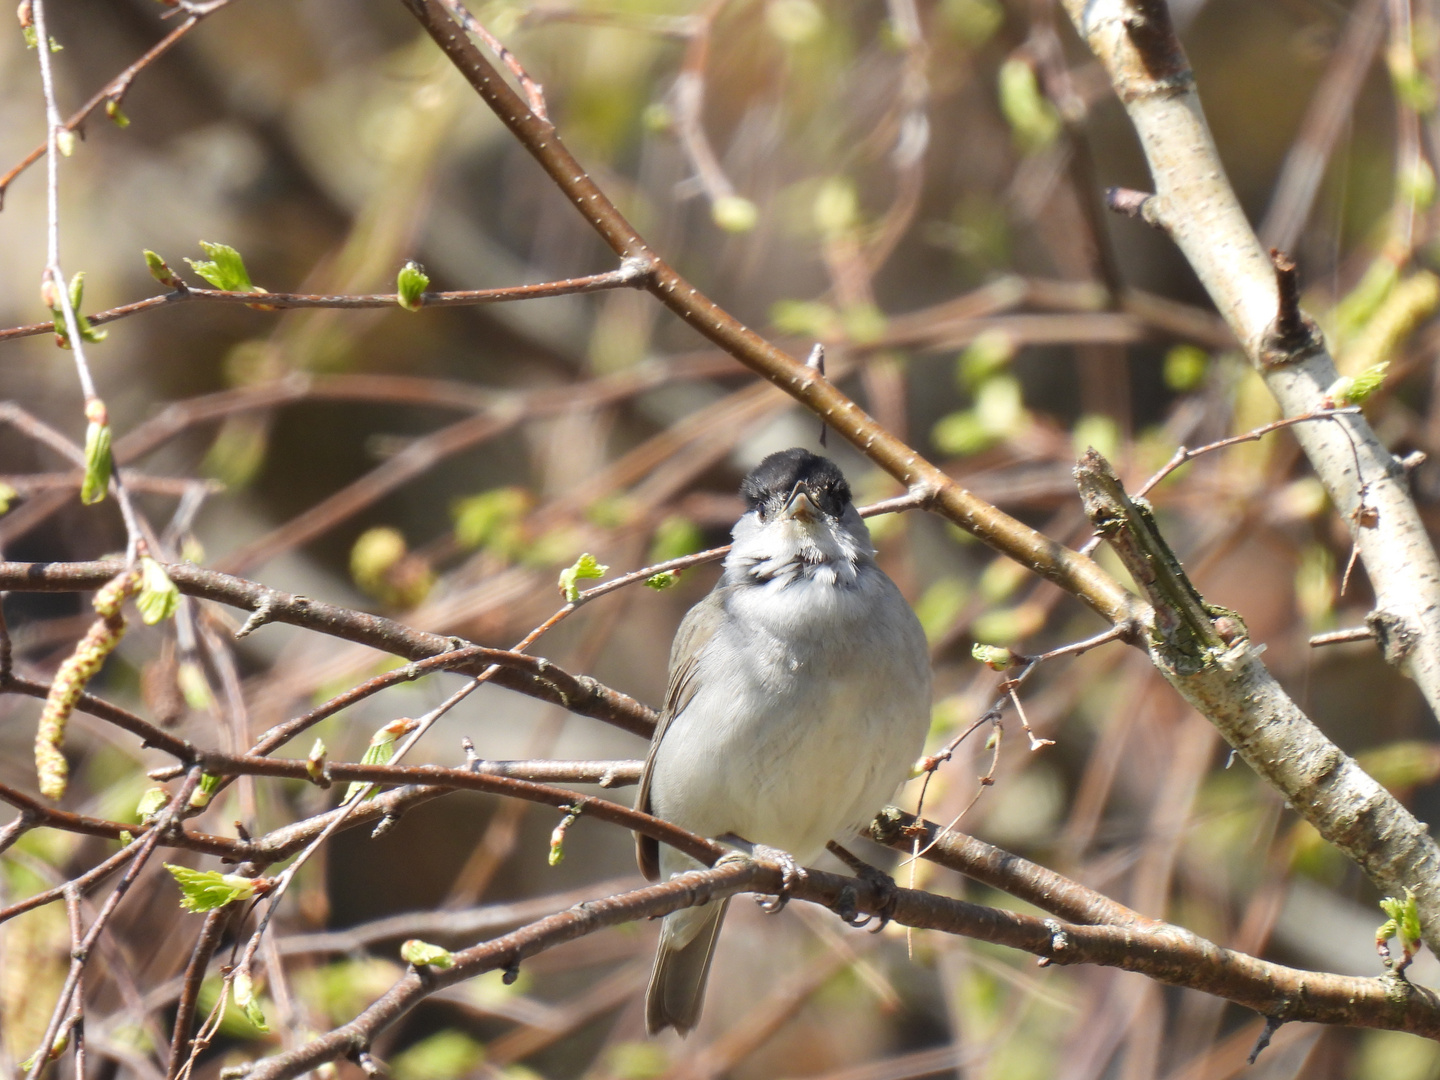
[1062,0,1440,722]
[1076,450,1440,957]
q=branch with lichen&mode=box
[1066,0,1440,723]
[1076,449,1440,956]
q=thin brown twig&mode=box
[1076,407,1361,556]
[0,266,648,343]
[165,906,239,1080]
[0,2,235,209]
[23,769,202,1080]
[0,558,659,736]
[437,0,550,120]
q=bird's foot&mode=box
[826,841,899,932]
[751,844,806,913]
[715,835,806,913]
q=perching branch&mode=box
[234,848,1440,1080]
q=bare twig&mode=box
[0,2,236,208]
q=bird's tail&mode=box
[645,897,730,1036]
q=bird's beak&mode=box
[781,483,820,522]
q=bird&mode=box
[635,447,932,1036]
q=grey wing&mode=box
[635,588,727,881]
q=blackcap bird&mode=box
[635,447,932,1035]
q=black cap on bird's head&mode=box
[741,448,853,523]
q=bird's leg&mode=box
[718,834,806,913]
[826,841,898,932]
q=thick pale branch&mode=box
[1077,450,1440,955]
[1065,0,1440,719]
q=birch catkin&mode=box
[35,568,140,799]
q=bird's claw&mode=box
[833,885,869,927]
[825,842,898,932]
[752,844,805,913]
[854,862,899,933]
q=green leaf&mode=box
[644,571,678,590]
[1357,741,1440,793]
[711,195,758,233]
[932,409,991,456]
[558,553,608,602]
[343,718,417,803]
[19,1032,69,1073]
[177,660,214,710]
[185,241,256,292]
[1163,344,1209,392]
[81,419,112,505]
[813,177,858,237]
[974,375,1025,436]
[233,970,270,1033]
[770,299,840,339]
[136,557,179,625]
[1073,414,1120,462]
[1380,889,1423,949]
[1332,258,1399,345]
[548,806,580,866]
[351,526,407,598]
[105,97,129,127]
[452,487,531,554]
[49,272,106,347]
[166,864,259,912]
[306,738,328,784]
[914,576,969,643]
[1328,362,1390,407]
[396,261,429,311]
[940,0,1002,45]
[136,786,169,821]
[399,939,456,968]
[841,303,887,345]
[391,1031,485,1080]
[605,1042,670,1080]
[956,330,1015,388]
[0,481,16,514]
